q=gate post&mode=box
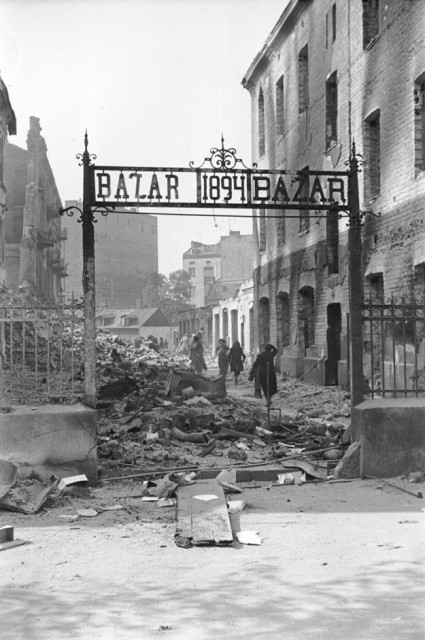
[81,133,96,408]
[347,142,363,410]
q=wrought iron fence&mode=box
[362,295,425,398]
[0,292,84,404]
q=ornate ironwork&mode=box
[59,204,115,223]
[76,131,97,167]
[190,135,255,170]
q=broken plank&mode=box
[175,478,233,548]
[278,458,328,480]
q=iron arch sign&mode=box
[61,134,363,412]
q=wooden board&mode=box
[175,479,233,548]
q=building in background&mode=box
[0,74,16,292]
[4,117,65,300]
[96,306,174,345]
[183,230,254,307]
[212,278,254,360]
[179,230,254,346]
[242,0,425,383]
[64,205,158,307]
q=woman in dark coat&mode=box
[249,344,278,402]
[216,339,230,376]
[228,340,246,385]
[190,335,207,374]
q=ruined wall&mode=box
[4,118,64,300]
[244,0,425,386]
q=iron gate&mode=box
[0,292,84,404]
[362,295,425,398]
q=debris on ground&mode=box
[0,525,29,552]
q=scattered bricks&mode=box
[160,417,173,430]
[172,413,187,430]
[189,412,215,430]
[333,442,361,479]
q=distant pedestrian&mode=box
[164,339,169,349]
[177,334,189,355]
[228,340,246,385]
[249,344,278,404]
[159,337,164,350]
[216,338,229,376]
[190,335,207,374]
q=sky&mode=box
[0,0,286,275]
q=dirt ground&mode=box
[1,373,425,640]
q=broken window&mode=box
[299,286,315,355]
[298,166,310,233]
[203,264,214,286]
[298,45,309,115]
[332,3,337,42]
[364,110,381,201]
[326,71,338,150]
[258,87,265,156]
[276,75,284,136]
[325,13,328,49]
[326,208,339,274]
[366,272,384,302]
[414,74,425,175]
[276,292,290,353]
[258,208,266,251]
[363,0,379,49]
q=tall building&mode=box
[4,117,65,300]
[0,74,16,292]
[183,231,254,307]
[242,0,425,384]
[64,205,158,307]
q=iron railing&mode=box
[0,293,84,404]
[362,295,425,398]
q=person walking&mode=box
[216,338,229,377]
[190,335,207,374]
[228,340,246,385]
[248,344,278,404]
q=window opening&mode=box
[363,0,379,49]
[326,71,338,150]
[364,110,381,200]
[414,74,425,175]
[276,76,284,136]
[258,87,265,156]
[298,45,309,115]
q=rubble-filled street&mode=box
[1,338,425,640]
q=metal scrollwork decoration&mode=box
[76,131,97,167]
[190,135,256,170]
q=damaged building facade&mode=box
[179,231,254,346]
[0,75,16,292]
[243,0,425,384]
[4,117,65,300]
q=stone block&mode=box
[352,398,425,478]
[333,442,361,478]
[0,404,97,484]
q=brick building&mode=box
[242,0,425,384]
[64,204,158,307]
[0,74,16,292]
[4,117,65,300]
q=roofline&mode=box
[242,0,312,90]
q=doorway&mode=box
[326,303,341,385]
